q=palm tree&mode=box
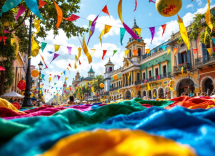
[91,75,104,98]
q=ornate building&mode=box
[104,58,114,92]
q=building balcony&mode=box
[110,86,122,91]
[100,91,110,96]
[195,55,215,68]
[173,63,191,74]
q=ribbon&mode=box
[113,50,117,56]
[78,47,81,58]
[50,53,59,63]
[206,0,213,32]
[149,27,155,44]
[41,42,47,52]
[74,62,77,69]
[102,50,107,60]
[120,28,126,45]
[161,24,167,37]
[125,50,129,57]
[82,36,92,64]
[134,0,137,11]
[15,5,26,22]
[40,54,48,69]
[102,5,110,17]
[99,25,112,46]
[31,17,40,57]
[87,16,99,45]
[177,14,190,50]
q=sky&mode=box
[30,0,215,102]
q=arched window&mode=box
[109,67,112,72]
[138,48,141,56]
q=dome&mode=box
[105,58,114,66]
[88,66,95,73]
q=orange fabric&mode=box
[12,102,21,109]
[52,0,62,30]
[133,50,138,56]
[42,129,196,156]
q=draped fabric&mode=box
[31,17,40,57]
[82,36,92,64]
[206,0,213,32]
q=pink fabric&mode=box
[69,104,92,112]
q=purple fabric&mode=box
[50,53,59,64]
[69,104,92,112]
[15,4,26,22]
[149,27,155,44]
[123,22,140,40]
[87,15,98,45]
[57,75,60,80]
[67,47,72,55]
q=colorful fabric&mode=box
[0,98,23,113]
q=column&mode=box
[131,71,133,85]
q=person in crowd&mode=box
[193,93,196,97]
[181,92,185,96]
[14,99,17,102]
[67,96,74,105]
[207,89,211,96]
[9,98,14,103]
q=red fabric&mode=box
[0,107,22,118]
[38,0,47,9]
[161,24,166,37]
[193,49,197,54]
[65,14,80,21]
[12,102,21,109]
[102,5,110,16]
[102,50,107,60]
[79,60,81,65]
[134,0,137,11]
[141,104,154,108]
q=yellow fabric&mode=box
[12,32,19,56]
[167,48,170,55]
[54,45,60,52]
[134,28,142,37]
[91,87,95,95]
[43,129,196,156]
[60,72,63,76]
[99,25,112,46]
[206,0,213,32]
[31,17,40,57]
[11,38,15,46]
[125,50,129,57]
[0,98,24,113]
[90,49,96,57]
[78,47,81,58]
[147,83,151,91]
[177,14,190,50]
[66,67,69,71]
[49,77,52,83]
[146,49,150,55]
[75,55,78,62]
[82,36,92,64]
[118,0,123,23]
[65,77,68,81]
[169,86,174,91]
[204,29,208,44]
[128,72,130,80]
[181,66,184,74]
[207,48,211,55]
[153,92,156,97]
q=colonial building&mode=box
[104,58,114,92]
[110,67,122,101]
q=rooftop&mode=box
[88,66,95,73]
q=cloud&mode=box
[149,13,152,16]
[87,15,123,37]
[186,4,193,8]
[197,0,202,6]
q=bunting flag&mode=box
[193,49,197,54]
[78,47,81,58]
[149,27,155,44]
[64,14,80,21]
[113,50,117,56]
[102,5,110,17]
[153,92,156,97]
[41,74,45,81]
[15,5,26,22]
[89,20,93,27]
[65,77,68,82]
[204,29,208,44]
[212,38,215,44]
[125,50,129,57]
[68,63,72,68]
[120,28,126,45]
[133,50,138,56]
[50,53,59,63]
[41,42,47,52]
[39,0,47,8]
[91,87,95,95]
[102,50,107,60]
[146,49,150,55]
[54,83,57,85]
[82,36,92,64]
[134,0,137,11]
[118,0,139,40]
[174,48,178,55]
[99,25,112,46]
[12,32,19,55]
[67,47,72,55]
[128,72,131,80]
[207,48,211,55]
[88,16,98,45]
[134,28,142,37]
[57,75,60,80]
[161,24,167,37]
[54,45,60,52]
[63,71,66,75]
[90,49,96,57]
[157,75,159,80]
[67,67,70,72]
[177,14,190,50]
[161,45,168,51]
[74,62,77,69]
[206,0,213,32]
[0,36,7,45]
[181,66,184,74]
[49,77,52,83]
[0,66,5,71]
[40,54,48,69]
[79,60,81,65]
[31,17,40,57]
[167,48,170,55]
[147,83,151,91]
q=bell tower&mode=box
[104,58,114,92]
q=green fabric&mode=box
[133,98,174,108]
[89,20,93,27]
[113,50,117,56]
[120,28,126,45]
[41,42,47,52]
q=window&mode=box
[175,56,177,66]
[137,73,140,81]
[149,70,152,78]
[138,48,141,56]
[181,52,187,64]
[163,65,167,75]
[129,50,132,57]
[181,43,185,47]
[155,68,159,76]
[142,72,146,80]
[109,67,112,72]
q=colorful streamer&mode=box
[82,36,92,64]
[87,16,99,45]
[31,17,40,57]
[99,25,112,46]
[134,0,137,11]
[206,0,213,32]
[181,66,184,74]
[78,47,81,58]
[161,24,167,37]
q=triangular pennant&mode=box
[102,50,107,60]
[149,27,155,44]
[146,49,150,55]
[67,47,72,55]
[120,28,126,45]
[63,71,66,75]
[89,20,93,27]
[39,0,47,9]
[50,53,59,63]
[41,42,47,52]
[65,77,68,81]
[57,75,60,80]
[174,48,178,55]
[193,49,197,54]
[102,5,110,17]
[0,66,5,71]
[134,28,141,37]
[90,49,96,57]
[15,5,26,22]
[133,50,138,56]
[161,24,167,37]
[113,50,117,56]
[167,48,170,55]
[54,44,60,52]
[207,48,211,55]
[64,14,80,21]
[125,50,129,57]
[68,63,72,68]
[49,77,52,83]
[79,60,81,65]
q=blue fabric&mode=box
[0,0,22,17]
[212,38,215,44]
[93,102,102,105]
[25,0,45,21]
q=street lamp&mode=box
[187,70,191,97]
[38,61,43,99]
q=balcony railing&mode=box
[195,55,215,67]
[173,63,191,73]
[110,86,122,91]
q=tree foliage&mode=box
[0,0,88,94]
[91,75,104,93]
